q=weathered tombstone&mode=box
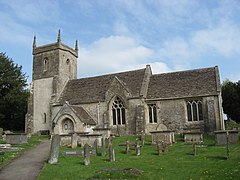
[125,141,130,155]
[157,141,167,155]
[136,144,141,156]
[71,133,78,149]
[101,137,106,157]
[93,139,98,155]
[48,134,61,164]
[109,143,115,162]
[84,143,90,165]
[0,128,3,139]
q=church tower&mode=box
[26,30,78,134]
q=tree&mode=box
[0,52,29,131]
[222,79,240,123]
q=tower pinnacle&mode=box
[57,29,61,46]
[75,40,78,51]
[32,34,36,54]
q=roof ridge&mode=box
[74,67,146,81]
[152,66,217,76]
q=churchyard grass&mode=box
[39,134,240,180]
[0,135,49,169]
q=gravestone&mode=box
[109,143,115,162]
[93,139,98,155]
[140,133,145,146]
[71,133,78,149]
[125,141,130,155]
[48,134,61,164]
[101,137,106,157]
[0,128,3,139]
[193,143,197,156]
[136,144,141,156]
[84,144,90,165]
[157,141,168,155]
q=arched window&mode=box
[62,119,74,134]
[43,57,49,71]
[112,96,126,125]
[186,100,203,121]
[148,104,157,123]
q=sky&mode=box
[0,0,240,83]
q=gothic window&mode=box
[62,119,74,134]
[148,104,157,123]
[43,57,49,71]
[112,96,126,125]
[186,100,203,121]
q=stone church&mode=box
[25,31,224,136]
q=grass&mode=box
[39,134,240,180]
[0,135,49,169]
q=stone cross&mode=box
[48,134,61,164]
[101,137,106,157]
[84,143,90,165]
[71,133,78,149]
[109,142,115,162]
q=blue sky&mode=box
[0,0,240,83]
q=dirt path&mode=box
[0,139,50,180]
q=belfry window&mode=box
[43,57,49,71]
[112,96,126,125]
[148,104,157,123]
[186,100,203,121]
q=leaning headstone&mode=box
[101,137,106,157]
[48,134,61,164]
[93,139,98,155]
[71,133,78,149]
[0,128,3,139]
[109,143,115,162]
[125,141,130,155]
[84,144,90,165]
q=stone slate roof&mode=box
[70,105,96,125]
[59,68,146,104]
[147,67,219,99]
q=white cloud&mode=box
[157,37,195,70]
[78,35,172,77]
[0,0,60,23]
[192,22,240,57]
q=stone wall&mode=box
[33,77,53,133]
